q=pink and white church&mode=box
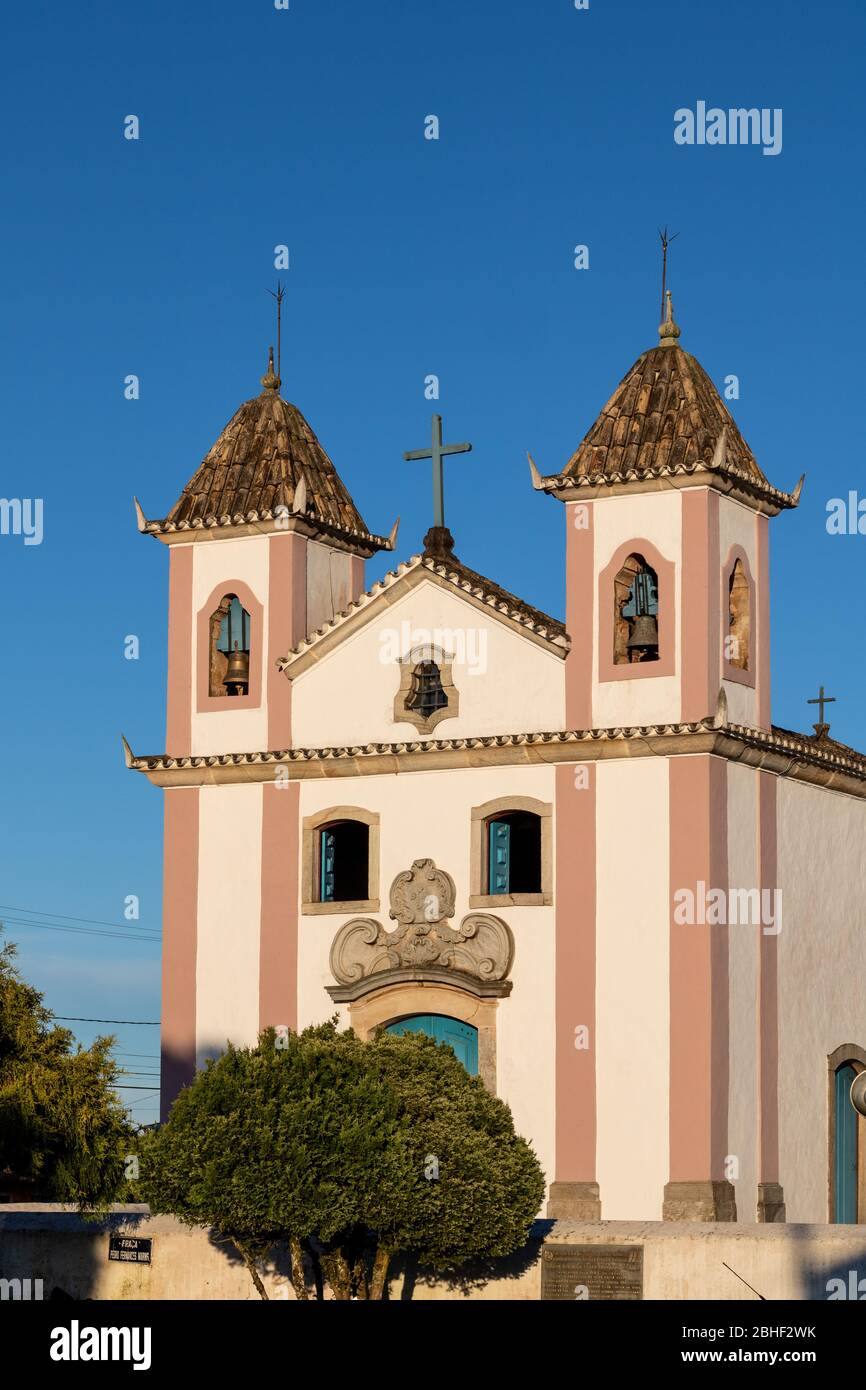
[127,299,866,1227]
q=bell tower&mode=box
[135,349,394,1116]
[539,296,802,1225]
[531,294,802,733]
[136,348,396,759]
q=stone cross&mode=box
[808,684,836,737]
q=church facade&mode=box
[128,303,866,1227]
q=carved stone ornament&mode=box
[328,859,515,1000]
[389,857,456,926]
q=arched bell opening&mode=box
[208,593,252,697]
[614,553,659,665]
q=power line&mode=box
[0,903,158,932]
[1,916,160,944]
[114,1085,160,1092]
[54,1016,160,1026]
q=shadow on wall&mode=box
[788,1221,866,1301]
[0,1206,149,1302]
[207,1230,295,1298]
[388,1220,549,1301]
[206,1224,547,1301]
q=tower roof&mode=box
[139,354,395,552]
[165,386,367,533]
[533,304,802,513]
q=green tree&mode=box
[142,1021,545,1299]
[0,939,133,1205]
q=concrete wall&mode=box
[3,1210,865,1301]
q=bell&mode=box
[627,613,659,653]
[223,642,250,696]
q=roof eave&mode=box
[536,463,803,517]
[122,717,866,797]
[134,499,393,556]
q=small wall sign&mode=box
[108,1235,152,1264]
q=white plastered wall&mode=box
[591,491,682,728]
[290,578,566,747]
[725,761,759,1217]
[777,778,866,1221]
[191,535,270,755]
[595,756,670,1218]
[306,539,353,633]
[195,782,263,1066]
[297,764,557,1185]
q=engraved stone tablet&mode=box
[541,1244,643,1300]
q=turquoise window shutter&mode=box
[835,1063,858,1222]
[320,828,336,903]
[488,820,510,894]
[386,1015,478,1076]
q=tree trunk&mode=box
[289,1235,310,1301]
[369,1246,391,1301]
[351,1257,368,1299]
[321,1249,352,1300]
[236,1242,269,1301]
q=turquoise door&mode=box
[386,1015,479,1076]
[835,1063,858,1222]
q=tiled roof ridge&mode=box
[276,550,568,669]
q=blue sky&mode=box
[1,0,863,1125]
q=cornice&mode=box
[122,717,866,799]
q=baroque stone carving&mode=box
[328,858,514,994]
[389,858,456,926]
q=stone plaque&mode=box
[541,1244,643,1301]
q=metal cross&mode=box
[404,414,472,529]
[267,280,285,380]
[658,226,679,322]
[807,685,836,726]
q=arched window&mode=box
[318,820,370,904]
[302,806,380,914]
[614,554,659,665]
[834,1061,859,1223]
[470,795,553,906]
[727,558,750,671]
[208,593,252,697]
[829,1046,866,1223]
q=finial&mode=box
[422,526,456,560]
[260,345,281,393]
[659,290,681,347]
